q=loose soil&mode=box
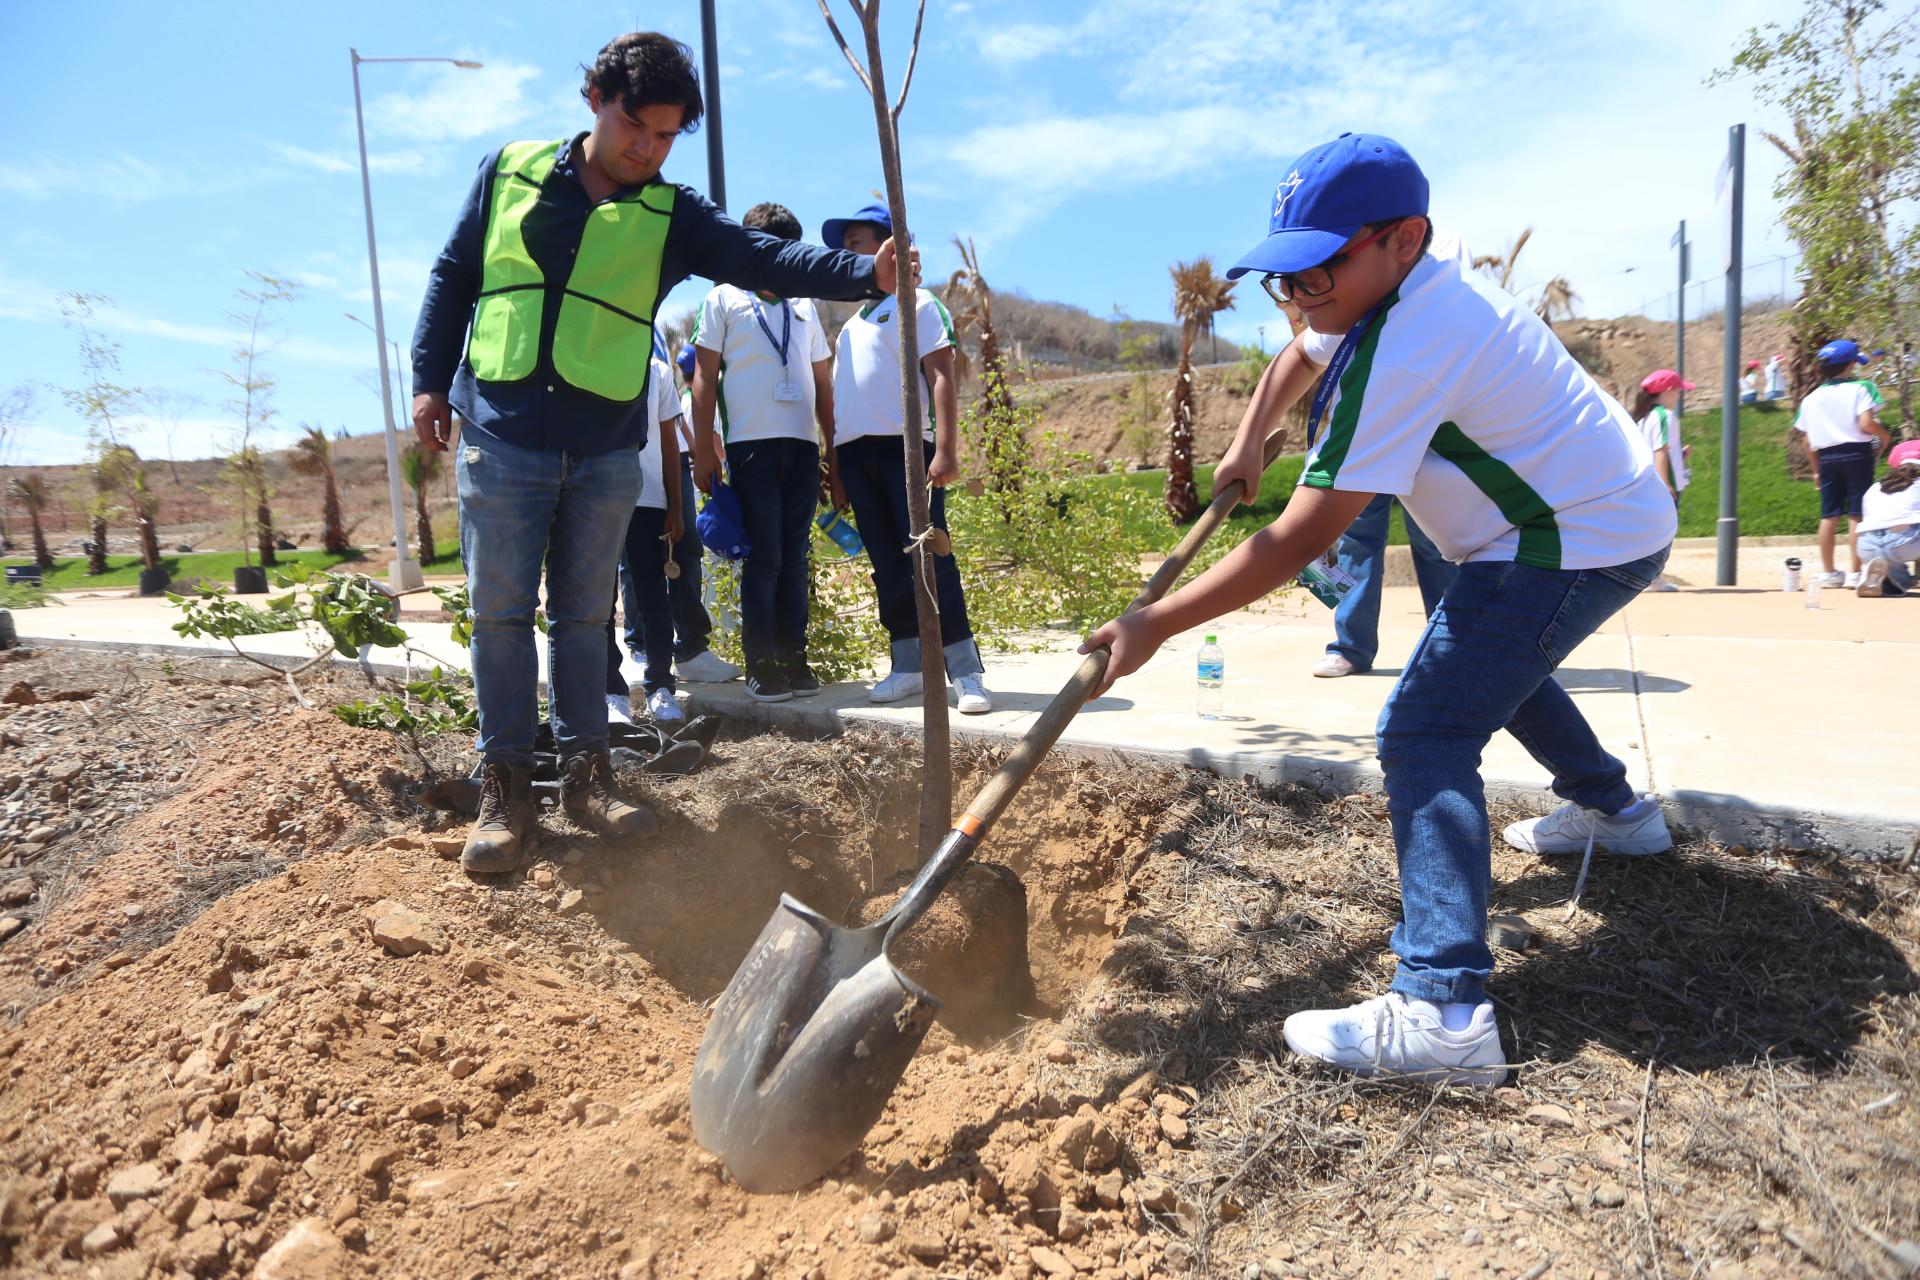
[0,647,1914,1280]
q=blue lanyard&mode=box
[749,296,792,368]
[1305,302,1384,449]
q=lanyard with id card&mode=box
[751,296,806,402]
[1295,303,1385,610]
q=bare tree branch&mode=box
[816,0,874,91]
[893,0,929,118]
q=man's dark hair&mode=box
[742,202,802,242]
[581,32,704,132]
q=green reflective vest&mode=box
[467,138,675,404]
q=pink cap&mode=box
[1641,369,1697,395]
[1889,440,1920,470]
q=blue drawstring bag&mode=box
[696,480,752,561]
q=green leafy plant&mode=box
[168,585,302,639]
[704,540,890,685]
[334,666,477,734]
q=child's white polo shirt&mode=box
[1795,381,1877,451]
[1639,405,1688,492]
[692,284,830,444]
[831,288,955,445]
[1297,252,1676,570]
[636,356,681,511]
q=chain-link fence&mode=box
[1629,252,1802,324]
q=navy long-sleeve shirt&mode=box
[412,133,881,455]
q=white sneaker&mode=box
[952,673,992,715]
[646,688,685,723]
[869,670,924,704]
[1818,570,1846,588]
[605,693,634,726]
[1643,577,1679,593]
[1502,796,1672,857]
[1858,558,1890,597]
[1312,652,1357,678]
[676,650,741,683]
[1843,570,1863,589]
[1283,993,1507,1088]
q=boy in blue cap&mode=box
[825,203,993,714]
[1083,133,1678,1086]
[1796,338,1889,587]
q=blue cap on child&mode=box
[1226,133,1429,280]
[821,203,893,250]
[1817,339,1868,366]
[676,342,697,380]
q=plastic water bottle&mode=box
[1783,557,1802,593]
[1804,567,1822,610]
[1196,635,1224,719]
[815,507,864,557]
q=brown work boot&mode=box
[560,748,658,841]
[462,760,533,873]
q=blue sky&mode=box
[0,0,1801,465]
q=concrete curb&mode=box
[683,686,1920,863]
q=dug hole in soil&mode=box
[0,647,1915,1280]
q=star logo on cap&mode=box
[1272,170,1304,221]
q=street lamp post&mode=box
[350,48,482,592]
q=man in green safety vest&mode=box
[412,31,913,874]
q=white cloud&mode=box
[264,142,421,177]
[0,153,180,203]
[364,58,545,145]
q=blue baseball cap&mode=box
[1817,339,1869,366]
[676,342,697,380]
[822,203,892,250]
[1225,133,1430,280]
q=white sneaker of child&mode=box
[869,670,925,704]
[646,688,686,724]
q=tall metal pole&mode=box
[1717,124,1745,587]
[699,0,727,210]
[1673,220,1687,418]
[351,49,423,593]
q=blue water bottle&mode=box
[816,507,865,558]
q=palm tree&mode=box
[1473,227,1534,291]
[290,425,349,554]
[944,237,1024,505]
[85,450,134,576]
[11,474,53,570]
[400,444,441,564]
[1535,277,1579,323]
[1166,257,1237,523]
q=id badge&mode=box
[1297,557,1359,610]
[772,380,803,403]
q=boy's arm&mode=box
[1214,337,1325,505]
[1862,406,1889,448]
[691,348,724,493]
[410,153,492,450]
[672,188,908,300]
[661,416,684,542]
[813,357,845,509]
[923,347,960,487]
[1080,485,1376,698]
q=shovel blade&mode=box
[690,894,940,1193]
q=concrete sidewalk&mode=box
[11,558,1917,859]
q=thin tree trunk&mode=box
[1165,346,1201,522]
[138,516,160,571]
[30,512,50,570]
[857,4,950,861]
[321,471,349,556]
[414,489,436,565]
[88,516,108,575]
[256,502,277,568]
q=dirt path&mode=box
[0,648,1913,1279]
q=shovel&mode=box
[690,425,1292,1193]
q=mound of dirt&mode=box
[1,648,1913,1280]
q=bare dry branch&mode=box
[815,0,874,91]
[892,0,928,118]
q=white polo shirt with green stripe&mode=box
[831,288,956,444]
[1298,252,1676,570]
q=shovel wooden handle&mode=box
[956,425,1291,842]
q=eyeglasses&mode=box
[1261,219,1404,305]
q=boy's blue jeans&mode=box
[1330,494,1457,670]
[728,438,819,673]
[1379,546,1669,1006]
[457,433,639,764]
[621,456,714,662]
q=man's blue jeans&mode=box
[1378,547,1669,1006]
[1330,494,1456,670]
[457,432,639,764]
[727,437,819,673]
